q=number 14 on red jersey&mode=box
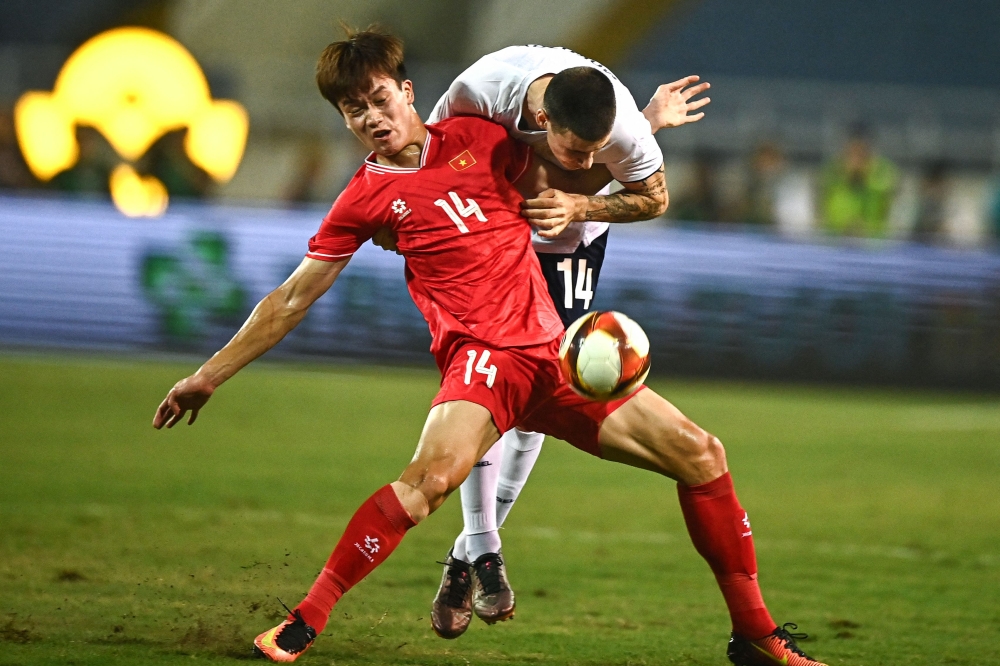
[434,191,487,233]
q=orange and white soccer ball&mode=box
[558,311,651,401]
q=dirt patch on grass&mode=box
[90,623,159,646]
[55,569,87,582]
[0,616,42,644]
[178,618,254,659]
[828,619,861,640]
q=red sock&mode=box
[294,485,416,634]
[677,472,777,639]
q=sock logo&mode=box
[496,497,514,504]
[473,461,492,467]
[354,535,380,562]
[741,512,752,537]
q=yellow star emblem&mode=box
[449,150,476,171]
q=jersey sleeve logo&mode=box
[448,150,477,171]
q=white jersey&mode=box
[428,45,663,254]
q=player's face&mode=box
[338,76,419,156]
[544,127,610,171]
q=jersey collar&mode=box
[364,130,434,174]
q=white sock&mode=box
[466,530,503,562]
[452,532,468,563]
[455,440,503,563]
[495,429,545,528]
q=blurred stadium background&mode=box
[1,3,999,664]
[2,0,1000,386]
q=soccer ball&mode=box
[558,311,651,401]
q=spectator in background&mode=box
[820,124,898,238]
[671,152,721,222]
[911,161,950,245]
[0,109,37,191]
[738,142,785,226]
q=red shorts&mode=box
[431,337,643,457]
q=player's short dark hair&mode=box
[542,67,616,142]
[316,25,407,113]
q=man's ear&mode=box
[402,79,415,104]
[535,108,550,130]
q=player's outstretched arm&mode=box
[152,256,349,429]
[522,164,668,236]
[643,75,711,133]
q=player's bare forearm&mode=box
[196,257,348,387]
[522,166,667,237]
[153,257,347,429]
[195,291,307,387]
[584,165,668,223]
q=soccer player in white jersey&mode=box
[420,44,711,638]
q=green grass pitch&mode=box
[1,354,998,665]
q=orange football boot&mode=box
[727,623,828,666]
[252,607,317,663]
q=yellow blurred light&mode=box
[103,105,160,162]
[185,101,249,182]
[14,92,78,181]
[14,27,248,216]
[110,164,169,218]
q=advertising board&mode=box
[2,197,997,386]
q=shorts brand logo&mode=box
[741,512,752,537]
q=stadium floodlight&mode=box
[14,27,249,217]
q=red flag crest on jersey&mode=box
[448,150,476,171]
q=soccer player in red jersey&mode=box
[152,29,827,666]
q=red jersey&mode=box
[307,116,564,362]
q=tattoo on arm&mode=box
[584,165,667,222]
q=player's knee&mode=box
[419,465,467,505]
[399,459,467,517]
[683,428,728,485]
[418,470,458,504]
[704,432,727,468]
